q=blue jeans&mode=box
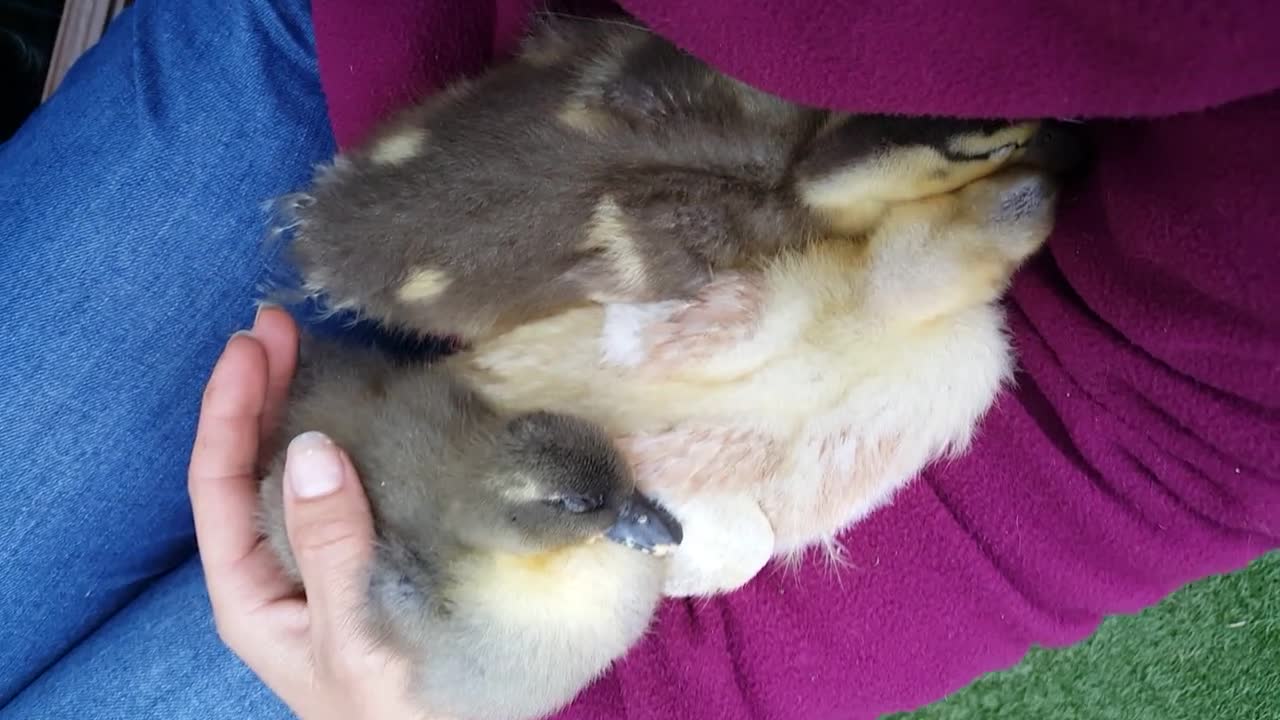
[0,0,375,716]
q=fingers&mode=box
[189,332,270,572]
[281,431,377,648]
[192,324,430,719]
[253,304,301,442]
[190,310,307,637]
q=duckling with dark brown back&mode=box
[278,13,1065,342]
[258,336,681,720]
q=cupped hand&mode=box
[187,306,437,720]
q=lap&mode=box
[0,557,294,720]
[0,0,338,702]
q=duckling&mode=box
[446,166,1071,597]
[257,336,681,720]
[275,12,1063,343]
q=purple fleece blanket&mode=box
[308,1,1280,718]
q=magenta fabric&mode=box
[305,1,1280,717]
[616,1,1280,120]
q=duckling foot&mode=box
[660,493,775,598]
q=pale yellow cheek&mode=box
[369,128,428,165]
[797,148,938,234]
[500,474,543,503]
[397,267,452,302]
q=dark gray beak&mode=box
[604,493,683,556]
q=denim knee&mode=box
[0,0,335,704]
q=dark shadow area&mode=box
[1,0,64,142]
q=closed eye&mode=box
[543,494,605,514]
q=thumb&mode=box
[282,431,376,630]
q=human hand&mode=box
[188,306,436,720]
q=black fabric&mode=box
[0,0,63,142]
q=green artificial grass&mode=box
[888,551,1280,720]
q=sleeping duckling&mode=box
[446,166,1071,597]
[257,336,681,720]
[276,12,1067,342]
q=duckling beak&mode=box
[604,493,683,556]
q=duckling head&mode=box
[792,114,1089,236]
[450,411,683,558]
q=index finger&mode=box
[251,304,300,451]
[188,332,270,572]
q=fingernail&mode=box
[287,431,345,498]
[254,301,278,326]
[226,329,253,346]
